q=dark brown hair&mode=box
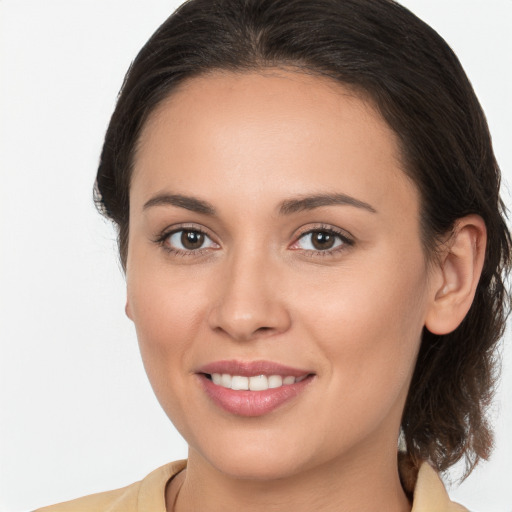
[95,0,511,483]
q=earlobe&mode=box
[425,215,486,335]
[125,299,133,321]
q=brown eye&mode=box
[166,229,218,253]
[181,230,205,250]
[294,229,349,253]
[310,231,336,250]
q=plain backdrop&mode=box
[1,1,511,511]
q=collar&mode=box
[411,462,468,511]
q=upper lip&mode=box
[197,360,313,377]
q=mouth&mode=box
[196,360,315,417]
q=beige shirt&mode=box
[35,459,468,512]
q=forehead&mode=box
[131,69,417,218]
[136,69,396,163]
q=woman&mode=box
[34,0,510,510]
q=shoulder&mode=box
[33,484,138,512]
[33,460,187,512]
[412,462,468,512]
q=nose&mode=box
[207,250,292,342]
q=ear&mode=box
[125,298,133,321]
[425,215,487,335]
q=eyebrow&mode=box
[142,192,377,216]
[278,193,377,215]
[143,194,216,215]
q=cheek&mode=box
[126,261,211,410]
[297,251,429,418]
[129,276,204,346]
[126,236,212,348]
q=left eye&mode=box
[295,230,346,251]
[167,229,218,251]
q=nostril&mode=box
[256,326,273,333]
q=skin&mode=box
[125,70,486,511]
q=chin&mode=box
[187,425,321,481]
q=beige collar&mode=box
[412,463,468,511]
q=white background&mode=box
[0,1,511,511]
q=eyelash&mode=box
[154,225,218,257]
[291,224,354,257]
[154,224,354,257]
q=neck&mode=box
[171,444,411,512]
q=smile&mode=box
[208,373,308,391]
[197,360,315,416]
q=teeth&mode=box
[231,375,249,390]
[268,375,283,388]
[210,373,306,391]
[221,373,232,388]
[249,375,268,391]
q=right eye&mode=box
[164,228,219,254]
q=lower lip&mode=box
[199,374,314,417]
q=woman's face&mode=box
[126,70,437,479]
